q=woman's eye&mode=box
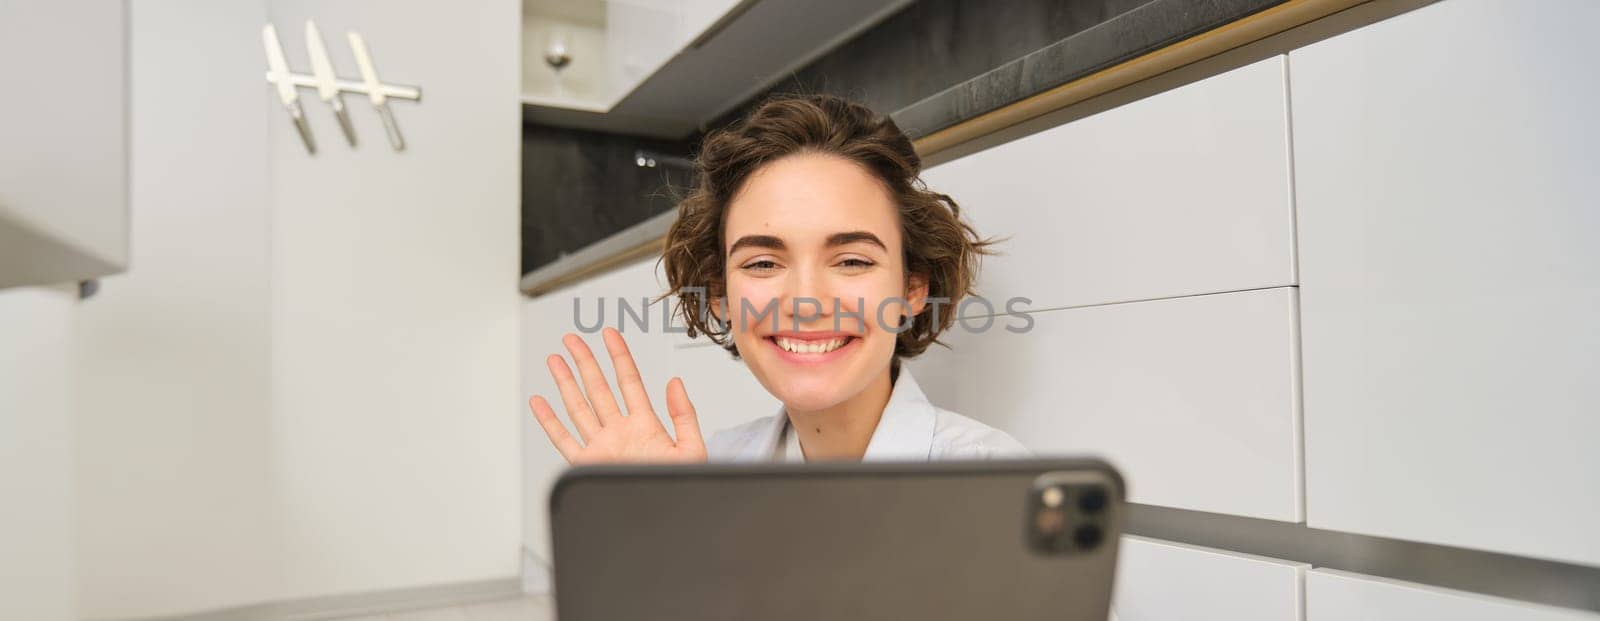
[838,258,876,269]
[741,260,780,271]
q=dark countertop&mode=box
[891,0,1288,140]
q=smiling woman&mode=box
[528,94,1028,464]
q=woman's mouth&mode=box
[766,333,859,363]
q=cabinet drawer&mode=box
[909,287,1302,521]
[920,55,1294,311]
[1115,536,1306,621]
[1306,569,1598,621]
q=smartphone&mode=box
[550,458,1125,621]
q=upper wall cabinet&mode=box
[920,55,1295,312]
[521,0,742,111]
[521,0,916,138]
[1292,0,1600,566]
[0,0,128,288]
[1306,570,1599,621]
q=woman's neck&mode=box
[785,365,895,461]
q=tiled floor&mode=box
[335,595,554,620]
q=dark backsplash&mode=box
[522,0,1162,276]
[520,124,692,274]
[709,0,1153,129]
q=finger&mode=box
[665,376,705,451]
[563,333,625,425]
[528,395,582,462]
[547,354,602,441]
[602,327,659,422]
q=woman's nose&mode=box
[780,265,832,326]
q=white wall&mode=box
[72,2,281,615]
[266,0,523,601]
[0,286,78,621]
[70,0,524,617]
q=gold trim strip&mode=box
[912,0,1364,156]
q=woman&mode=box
[528,94,1027,463]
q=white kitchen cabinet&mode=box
[0,0,128,288]
[919,55,1295,312]
[909,287,1303,521]
[1306,569,1598,621]
[1115,536,1307,621]
[0,286,78,620]
[1292,0,1600,566]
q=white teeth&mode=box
[775,337,847,354]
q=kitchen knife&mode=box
[347,31,405,151]
[262,24,316,154]
[305,19,356,146]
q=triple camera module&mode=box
[1026,473,1112,555]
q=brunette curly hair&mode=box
[661,93,994,359]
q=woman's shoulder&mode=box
[928,406,1033,459]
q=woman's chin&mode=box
[763,375,853,413]
[774,390,847,414]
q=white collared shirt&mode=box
[706,369,1031,462]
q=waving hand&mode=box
[528,327,707,464]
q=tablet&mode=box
[550,458,1124,621]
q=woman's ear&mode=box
[905,273,930,317]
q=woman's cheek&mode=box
[725,280,782,335]
[838,282,899,336]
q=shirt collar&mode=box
[750,367,938,462]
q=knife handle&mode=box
[330,98,357,147]
[287,102,316,154]
[376,104,405,151]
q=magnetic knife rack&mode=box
[263,20,422,154]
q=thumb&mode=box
[665,376,705,452]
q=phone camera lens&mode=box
[1078,487,1106,514]
[1034,507,1066,537]
[1073,524,1102,549]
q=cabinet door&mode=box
[919,55,1295,311]
[1292,0,1600,565]
[0,287,77,621]
[1306,570,1598,621]
[0,0,128,287]
[1115,536,1306,621]
[909,287,1303,521]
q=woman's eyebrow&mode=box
[827,231,886,250]
[728,234,785,255]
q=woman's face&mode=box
[719,153,926,413]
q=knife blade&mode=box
[347,31,405,151]
[305,19,355,146]
[262,24,316,154]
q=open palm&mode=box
[528,327,707,464]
